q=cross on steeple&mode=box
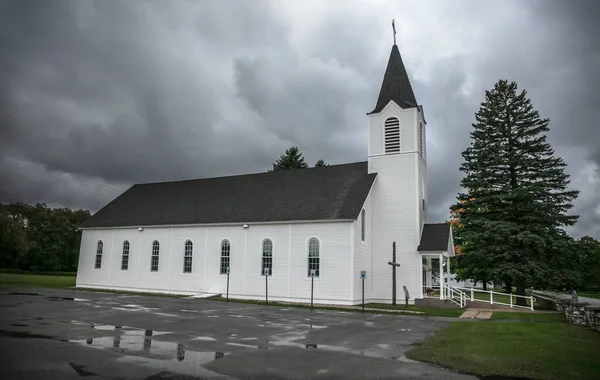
[392,19,396,45]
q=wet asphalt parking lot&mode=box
[0,288,476,379]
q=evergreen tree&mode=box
[451,80,579,304]
[271,146,309,171]
[314,159,328,167]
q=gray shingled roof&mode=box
[417,223,452,252]
[369,44,418,114]
[80,162,377,228]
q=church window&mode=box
[262,239,273,276]
[419,122,424,156]
[220,240,230,274]
[151,240,160,272]
[95,240,103,269]
[361,209,366,242]
[183,240,193,273]
[308,238,320,277]
[121,240,129,270]
[384,117,400,153]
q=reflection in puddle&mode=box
[70,325,226,378]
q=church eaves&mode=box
[369,44,418,114]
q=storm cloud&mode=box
[1,0,598,238]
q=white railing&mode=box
[447,286,467,308]
[453,286,535,311]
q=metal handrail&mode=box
[453,286,535,311]
[447,286,467,307]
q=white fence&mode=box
[453,286,535,311]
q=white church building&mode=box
[76,41,455,305]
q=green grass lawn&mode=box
[491,311,565,323]
[205,298,464,317]
[0,273,76,288]
[407,321,600,380]
[364,303,464,318]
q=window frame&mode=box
[307,237,320,277]
[151,240,160,272]
[220,239,230,275]
[95,240,103,269]
[261,238,273,276]
[183,240,193,274]
[384,117,400,154]
[121,240,130,271]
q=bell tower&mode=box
[367,23,428,302]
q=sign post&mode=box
[361,271,367,312]
[403,285,410,306]
[310,269,316,309]
[388,242,401,306]
[264,268,270,305]
[226,267,230,301]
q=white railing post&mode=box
[530,295,534,311]
[490,290,493,305]
[510,293,513,308]
[471,288,474,301]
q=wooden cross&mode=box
[388,241,401,305]
[392,19,397,45]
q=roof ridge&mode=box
[134,161,368,187]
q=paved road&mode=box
[0,287,476,379]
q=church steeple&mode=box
[369,43,418,114]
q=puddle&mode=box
[193,336,216,341]
[226,342,269,349]
[69,362,96,377]
[305,344,318,349]
[0,329,66,341]
[69,325,227,378]
[9,292,40,296]
[10,323,29,327]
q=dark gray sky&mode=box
[1,0,599,239]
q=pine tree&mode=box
[451,80,579,304]
[314,159,328,167]
[271,146,309,171]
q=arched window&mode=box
[95,241,103,269]
[419,122,424,156]
[308,238,320,277]
[262,239,273,276]
[384,117,400,153]
[361,209,366,242]
[220,240,230,274]
[183,240,193,273]
[121,240,130,270]
[151,240,160,272]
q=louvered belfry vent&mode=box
[384,117,400,153]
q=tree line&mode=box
[0,203,90,272]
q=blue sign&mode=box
[264,268,270,276]
[310,269,316,278]
[226,267,230,274]
[361,271,367,279]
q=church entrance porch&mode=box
[419,253,451,300]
